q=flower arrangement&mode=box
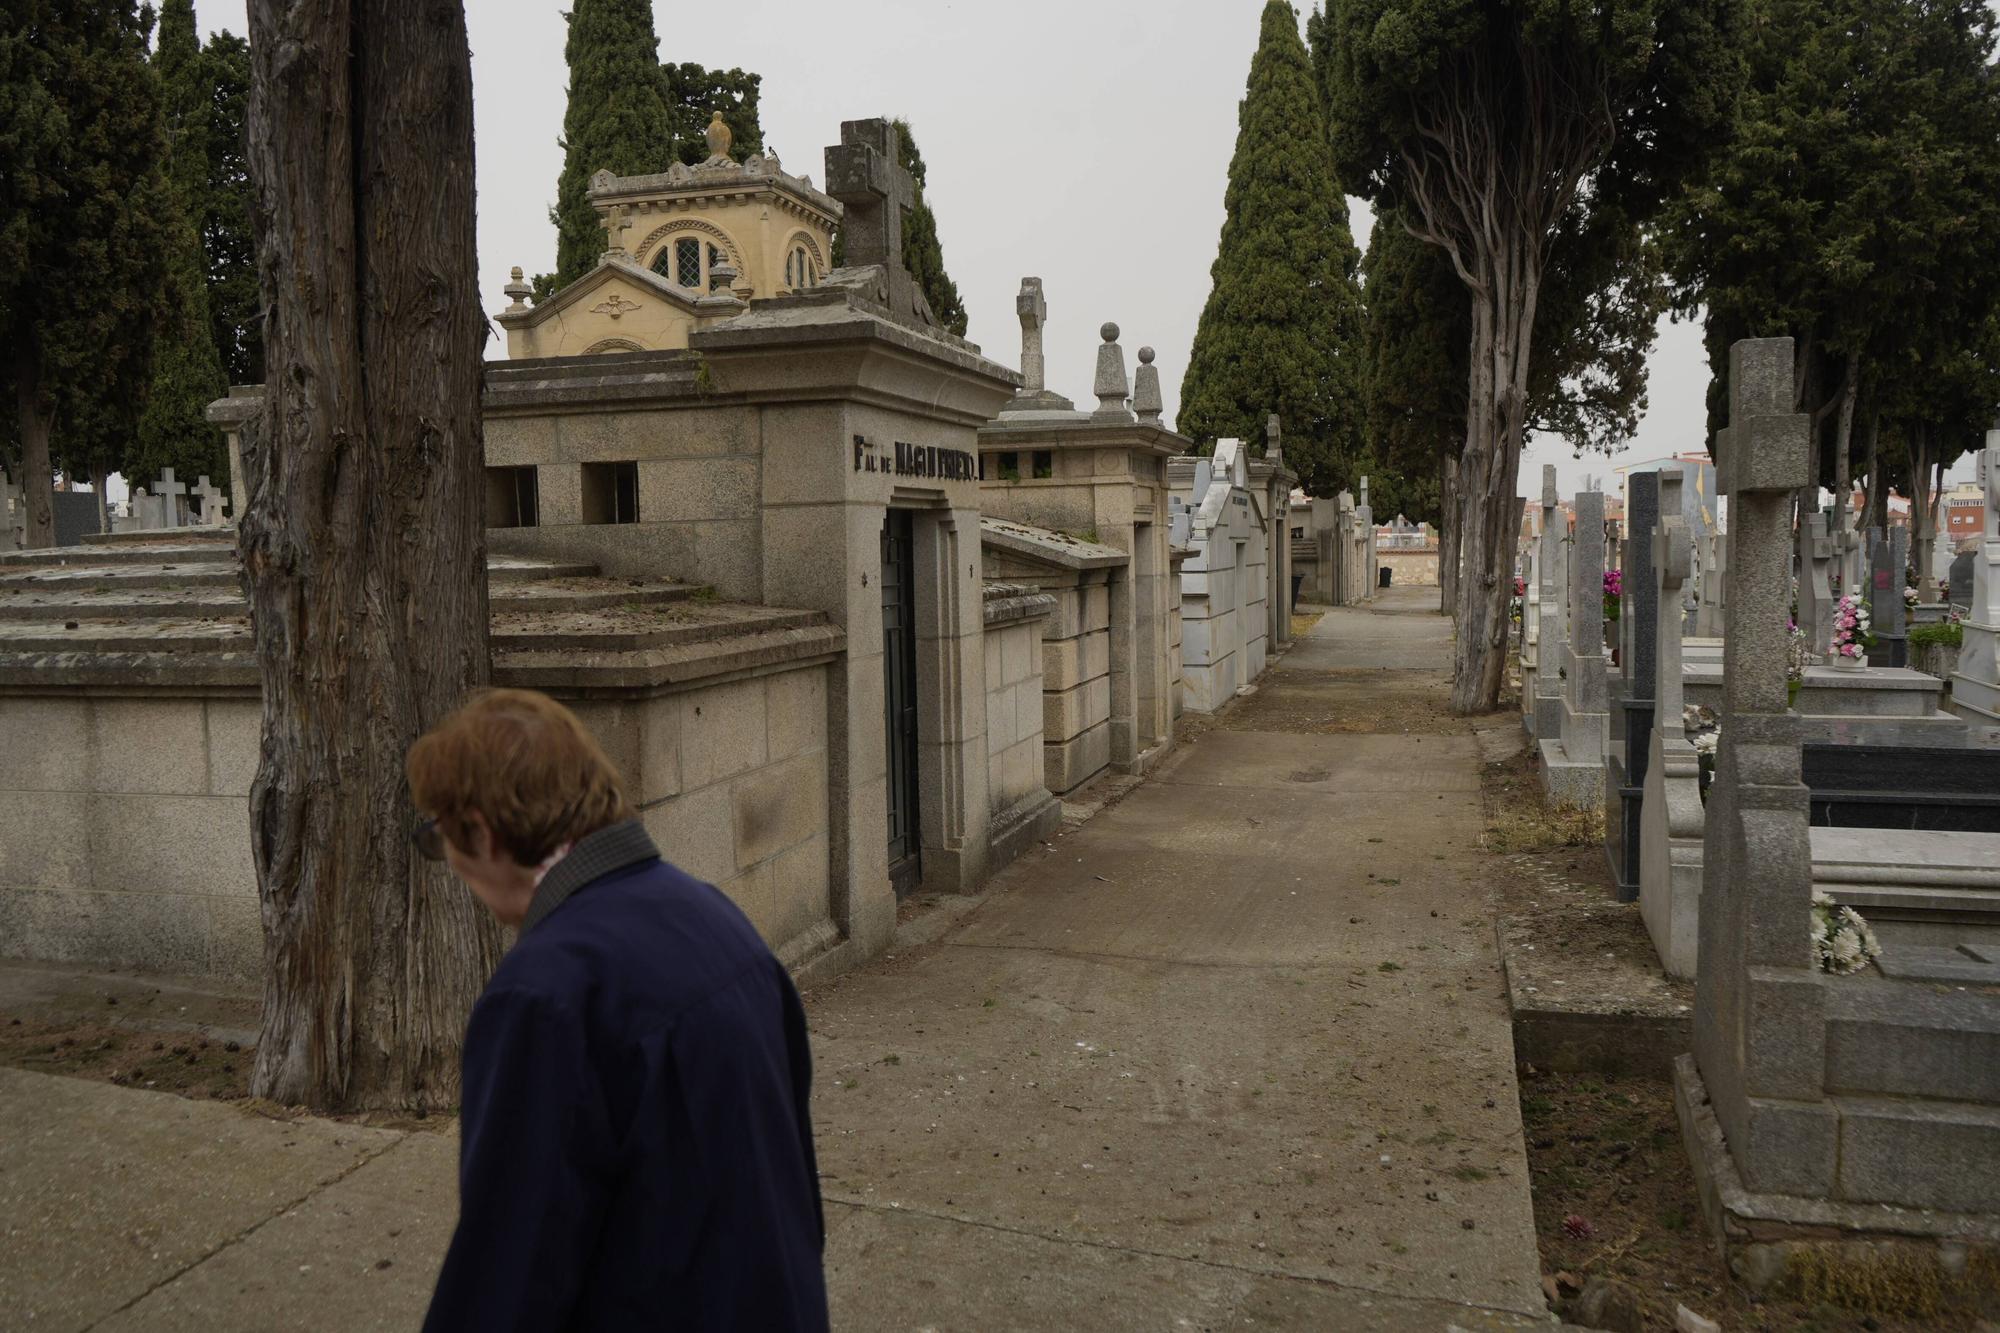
[1684,704,1721,802]
[1904,584,1920,608]
[1828,592,1874,662]
[1812,890,1882,975]
[1602,568,1623,623]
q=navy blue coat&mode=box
[424,834,828,1330]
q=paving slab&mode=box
[96,1131,458,1332]
[0,1068,405,1331]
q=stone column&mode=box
[1690,335,1833,1198]
[1641,468,1704,976]
[1016,278,1047,393]
[1607,472,1660,900]
[1533,466,1565,738]
[1541,490,1609,805]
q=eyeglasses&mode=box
[411,816,446,863]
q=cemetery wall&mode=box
[0,663,842,979]
[1377,547,1439,588]
[981,584,1061,862]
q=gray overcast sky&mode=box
[192,0,1973,506]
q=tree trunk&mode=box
[1449,243,1537,714]
[14,354,56,549]
[1438,450,1460,613]
[1831,351,1859,541]
[1909,421,1943,602]
[92,467,111,534]
[1861,411,1883,531]
[241,0,497,1111]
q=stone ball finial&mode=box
[1139,346,1155,365]
[1101,322,1120,343]
[705,110,732,162]
[510,266,523,281]
[503,266,533,309]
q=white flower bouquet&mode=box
[1812,890,1883,975]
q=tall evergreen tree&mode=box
[1,0,173,546]
[548,0,672,287]
[201,31,260,385]
[663,62,762,165]
[1181,0,1365,497]
[133,0,228,489]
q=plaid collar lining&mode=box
[519,819,661,935]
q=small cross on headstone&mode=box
[154,468,187,530]
[600,203,634,262]
[192,476,227,526]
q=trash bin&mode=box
[1378,566,1392,589]
[1290,572,1304,611]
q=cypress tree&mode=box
[133,0,228,488]
[549,0,673,287]
[1181,0,1364,496]
[0,0,173,546]
[201,31,260,385]
[828,118,969,337]
[663,63,763,165]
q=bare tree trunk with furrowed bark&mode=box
[241,0,498,1110]
[1437,450,1460,614]
[14,355,56,549]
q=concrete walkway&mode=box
[807,587,1548,1328]
[0,587,1550,1330]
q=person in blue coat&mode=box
[408,687,828,1330]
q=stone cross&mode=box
[1694,334,1828,1199]
[825,118,914,276]
[1801,511,1834,658]
[1092,323,1131,422]
[1015,278,1047,393]
[1265,412,1283,464]
[600,202,634,261]
[192,476,227,527]
[1535,466,1565,712]
[154,468,187,530]
[1133,349,1163,426]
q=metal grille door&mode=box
[881,511,922,895]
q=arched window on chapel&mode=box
[784,245,817,292]
[651,236,725,291]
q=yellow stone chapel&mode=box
[497,112,840,359]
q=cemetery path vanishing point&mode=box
[808,586,1552,1330]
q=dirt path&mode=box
[807,587,1552,1329]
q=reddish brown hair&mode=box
[407,688,632,865]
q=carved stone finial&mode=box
[503,266,532,310]
[704,110,733,163]
[1092,323,1131,422]
[709,259,739,294]
[1134,347,1163,426]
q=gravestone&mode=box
[1949,438,2000,728]
[51,491,97,547]
[1801,510,1834,658]
[1533,466,1566,738]
[824,118,938,332]
[153,468,187,530]
[1091,324,1132,423]
[1641,469,1703,977]
[1606,472,1661,900]
[192,476,229,527]
[1541,490,1609,804]
[1868,524,1907,668]
[1689,335,1830,1199]
[1695,529,1727,638]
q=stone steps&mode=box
[0,539,236,568]
[0,577,703,623]
[0,554,603,594]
